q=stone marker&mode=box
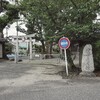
[80,44,95,77]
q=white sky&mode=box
[97,13,100,19]
[93,13,100,23]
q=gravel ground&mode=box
[0,59,100,100]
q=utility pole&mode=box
[15,20,19,63]
[5,25,10,38]
[15,0,19,63]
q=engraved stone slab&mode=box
[80,44,95,77]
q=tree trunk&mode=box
[44,42,53,58]
[49,42,53,54]
[66,49,76,71]
[79,43,83,67]
[41,40,45,54]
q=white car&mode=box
[7,54,22,61]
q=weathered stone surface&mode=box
[80,44,95,77]
[80,71,96,77]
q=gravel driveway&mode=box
[0,59,100,100]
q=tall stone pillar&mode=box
[80,44,95,77]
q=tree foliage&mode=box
[20,0,100,41]
[19,0,100,68]
[0,1,20,33]
[0,1,20,58]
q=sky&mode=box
[93,13,100,23]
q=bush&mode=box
[93,40,100,69]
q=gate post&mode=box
[29,37,33,60]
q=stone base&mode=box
[80,71,96,77]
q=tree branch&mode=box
[70,0,78,9]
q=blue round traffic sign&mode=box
[58,37,70,49]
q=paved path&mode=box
[0,59,100,100]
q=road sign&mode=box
[58,37,70,76]
[58,37,70,49]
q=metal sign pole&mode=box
[64,49,68,76]
[58,37,70,76]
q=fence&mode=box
[20,52,79,67]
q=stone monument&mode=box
[80,44,95,77]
